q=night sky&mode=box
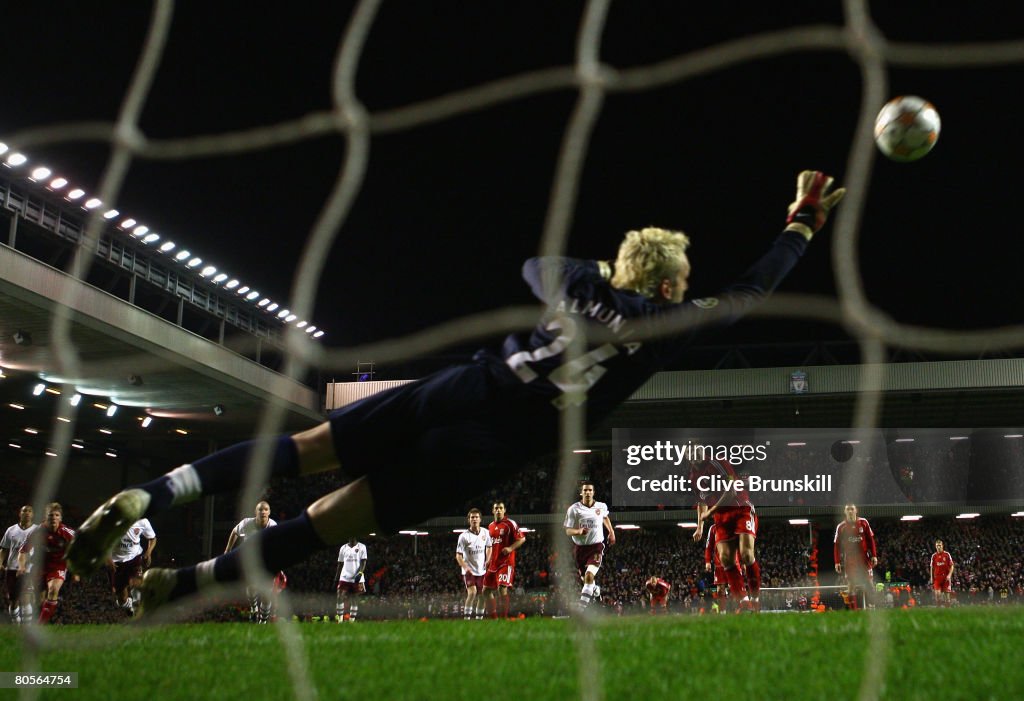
[3,2,1024,377]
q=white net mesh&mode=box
[4,1,1024,700]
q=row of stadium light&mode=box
[449,514,1024,535]
[7,442,119,459]
[442,528,538,535]
[0,141,325,339]
[787,436,1023,447]
[2,375,197,456]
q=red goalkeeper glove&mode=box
[785,170,846,240]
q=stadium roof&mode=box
[0,242,322,466]
[599,362,1024,436]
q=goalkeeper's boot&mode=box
[66,489,149,576]
[138,568,176,619]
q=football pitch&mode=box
[2,607,1023,700]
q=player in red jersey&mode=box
[833,504,878,609]
[691,457,760,610]
[483,502,525,618]
[704,522,744,598]
[646,576,671,614]
[930,540,955,607]
[18,503,76,624]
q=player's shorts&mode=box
[43,566,67,584]
[844,563,874,587]
[933,577,952,593]
[4,570,24,601]
[573,543,605,579]
[484,564,515,589]
[712,507,757,543]
[337,578,365,594]
[463,573,485,590]
[328,361,560,532]
[110,555,144,592]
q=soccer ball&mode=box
[873,96,940,162]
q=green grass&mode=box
[2,608,1024,700]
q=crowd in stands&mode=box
[873,518,1024,600]
[3,514,1015,623]
[4,458,1024,622]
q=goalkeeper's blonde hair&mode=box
[611,227,690,298]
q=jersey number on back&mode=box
[505,316,618,408]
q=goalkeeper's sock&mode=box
[745,560,761,599]
[172,511,326,600]
[138,437,300,518]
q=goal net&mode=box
[3,2,1024,701]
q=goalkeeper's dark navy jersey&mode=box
[477,230,808,426]
[330,229,808,531]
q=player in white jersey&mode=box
[564,482,615,609]
[455,508,491,619]
[225,501,277,551]
[336,537,367,622]
[0,505,34,623]
[108,519,156,616]
[225,501,279,623]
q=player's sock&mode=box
[336,601,345,622]
[579,583,596,608]
[137,437,300,518]
[593,585,601,599]
[463,604,472,620]
[20,601,33,624]
[745,560,761,600]
[171,511,327,600]
[486,596,497,619]
[349,604,358,621]
[723,566,745,609]
[9,604,18,624]
[38,599,58,624]
[475,605,485,619]
[499,594,510,619]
